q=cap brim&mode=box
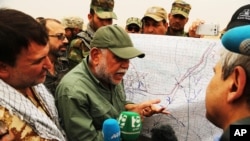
[226,21,250,30]
[109,47,145,59]
[143,14,163,22]
[96,11,117,19]
[171,11,188,18]
[126,23,140,27]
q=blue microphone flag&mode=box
[102,118,121,141]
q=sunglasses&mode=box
[127,25,140,32]
[48,33,66,41]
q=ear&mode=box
[185,17,189,24]
[0,61,10,78]
[164,22,168,29]
[88,13,92,20]
[89,47,101,66]
[227,66,246,103]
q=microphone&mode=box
[118,111,142,141]
[221,25,250,55]
[102,118,121,141]
[151,124,178,141]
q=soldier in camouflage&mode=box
[125,17,142,33]
[61,16,84,44]
[67,0,117,69]
[167,0,203,38]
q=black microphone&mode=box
[151,124,178,141]
[222,25,250,55]
[102,118,121,141]
[118,111,142,141]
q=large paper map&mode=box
[124,34,223,141]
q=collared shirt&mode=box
[55,57,129,141]
[220,117,250,141]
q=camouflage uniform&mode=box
[67,24,94,69]
[166,0,191,37]
[61,16,84,63]
[67,0,117,69]
[0,81,66,141]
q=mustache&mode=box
[59,44,67,49]
[116,69,128,74]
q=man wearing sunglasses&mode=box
[125,17,142,33]
[38,18,70,96]
[68,0,117,69]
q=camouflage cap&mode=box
[61,16,84,29]
[126,17,142,28]
[171,0,191,18]
[142,6,168,22]
[90,25,145,59]
[90,0,117,19]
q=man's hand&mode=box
[188,19,205,38]
[125,99,170,120]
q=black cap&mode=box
[226,4,250,30]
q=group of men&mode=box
[67,0,204,70]
[125,0,203,37]
[1,0,250,140]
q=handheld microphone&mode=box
[118,111,142,141]
[102,118,121,141]
[221,25,250,55]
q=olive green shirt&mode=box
[55,57,130,141]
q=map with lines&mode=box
[124,34,223,141]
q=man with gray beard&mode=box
[55,25,170,141]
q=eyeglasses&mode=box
[127,25,140,32]
[48,33,66,41]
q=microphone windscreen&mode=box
[102,118,121,141]
[222,25,250,55]
[118,111,142,141]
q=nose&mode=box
[121,59,130,69]
[43,56,52,70]
[146,25,154,33]
[101,19,112,26]
[63,36,68,44]
[131,29,136,33]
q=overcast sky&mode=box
[1,0,249,31]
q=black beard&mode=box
[170,26,184,32]
[51,47,66,57]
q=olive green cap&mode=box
[90,0,117,19]
[90,25,145,59]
